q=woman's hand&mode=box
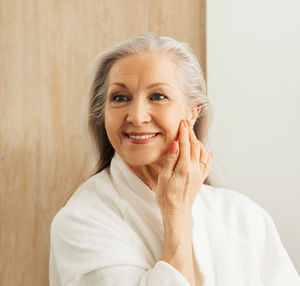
[157,119,210,286]
[156,119,213,228]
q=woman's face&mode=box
[104,51,195,166]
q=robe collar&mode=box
[109,151,207,216]
[109,151,214,285]
[109,151,159,209]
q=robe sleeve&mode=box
[71,262,190,286]
[49,207,190,286]
[250,205,300,285]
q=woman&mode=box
[49,34,300,286]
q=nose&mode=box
[126,98,151,126]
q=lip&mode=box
[123,132,161,144]
[125,132,159,136]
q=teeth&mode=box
[128,134,157,139]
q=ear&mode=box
[189,104,202,125]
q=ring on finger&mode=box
[200,160,208,168]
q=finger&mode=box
[197,141,209,175]
[200,142,210,163]
[174,120,190,173]
[162,141,179,177]
[187,120,200,161]
[202,152,213,180]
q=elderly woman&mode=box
[49,34,300,286]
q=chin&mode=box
[122,150,164,166]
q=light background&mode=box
[207,0,300,272]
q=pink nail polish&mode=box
[169,141,178,154]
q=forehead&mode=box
[108,52,180,87]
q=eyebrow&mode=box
[109,82,172,89]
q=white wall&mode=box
[207,0,300,272]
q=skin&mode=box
[104,51,212,286]
[104,51,209,191]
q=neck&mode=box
[123,159,164,192]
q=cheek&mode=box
[104,110,113,128]
[104,109,122,139]
[159,106,186,138]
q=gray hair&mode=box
[63,34,222,205]
[90,34,210,127]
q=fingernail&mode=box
[169,141,178,154]
[182,120,186,127]
[187,120,191,127]
[210,152,213,157]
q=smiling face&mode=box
[104,51,194,167]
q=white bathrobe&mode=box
[49,152,300,286]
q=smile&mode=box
[123,132,161,144]
[128,134,156,139]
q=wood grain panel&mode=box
[0,0,206,284]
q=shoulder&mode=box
[65,167,120,209]
[198,184,274,241]
[200,183,269,216]
[50,168,131,243]
[49,170,153,277]
[201,183,258,203]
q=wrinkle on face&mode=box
[104,51,194,191]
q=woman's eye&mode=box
[151,93,168,101]
[111,95,129,102]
